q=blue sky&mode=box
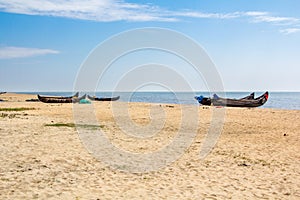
[0,0,299,92]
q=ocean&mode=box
[19,91,300,110]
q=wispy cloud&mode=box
[246,13,299,25]
[0,46,59,59]
[0,0,299,34]
[241,11,300,34]
[243,11,269,17]
[172,11,241,19]
[0,0,176,22]
[280,28,300,35]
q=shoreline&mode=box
[1,92,300,111]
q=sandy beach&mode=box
[0,93,299,199]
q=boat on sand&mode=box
[87,95,120,101]
[195,92,268,108]
[37,93,85,103]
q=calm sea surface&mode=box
[18,92,300,110]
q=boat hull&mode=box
[87,95,120,101]
[212,92,268,108]
[37,94,86,103]
[195,92,255,106]
[195,92,268,108]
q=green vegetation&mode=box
[0,107,35,112]
[45,123,76,127]
[45,123,104,130]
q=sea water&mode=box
[19,91,300,110]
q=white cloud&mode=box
[0,0,286,22]
[244,11,268,16]
[251,15,299,25]
[0,0,258,22]
[0,0,175,22]
[0,0,299,34]
[237,11,299,25]
[172,11,240,19]
[280,28,300,35]
[240,11,300,34]
[0,46,59,59]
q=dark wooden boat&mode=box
[211,92,269,107]
[0,92,6,95]
[87,95,120,101]
[240,92,254,100]
[37,94,86,103]
[38,92,79,99]
[195,92,255,106]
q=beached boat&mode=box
[195,92,268,107]
[87,95,120,101]
[195,92,255,106]
[212,92,269,107]
[0,92,6,95]
[37,94,86,103]
[37,92,79,99]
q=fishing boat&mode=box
[212,92,268,107]
[0,92,6,95]
[195,92,268,108]
[87,95,120,101]
[37,92,79,99]
[37,94,86,103]
[195,92,255,106]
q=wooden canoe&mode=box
[87,95,120,101]
[37,92,79,99]
[195,92,255,106]
[211,92,269,107]
[37,94,86,103]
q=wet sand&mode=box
[0,93,299,199]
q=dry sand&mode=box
[0,93,299,199]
